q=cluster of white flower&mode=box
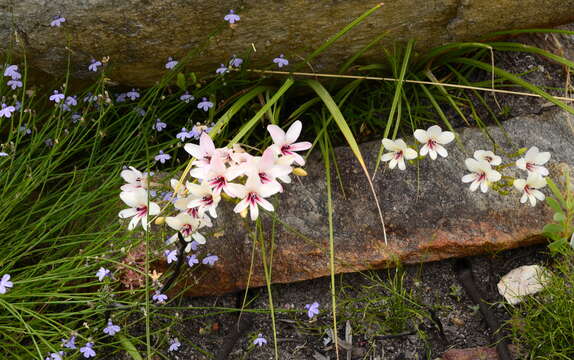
[381,125,552,207]
[118,121,311,252]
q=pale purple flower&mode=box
[0,274,14,294]
[273,54,289,68]
[79,342,96,358]
[19,125,31,135]
[168,338,181,352]
[4,65,21,79]
[224,10,240,24]
[96,267,111,281]
[134,107,146,116]
[229,55,243,68]
[50,15,66,27]
[153,290,168,303]
[197,97,213,112]
[165,57,178,70]
[162,191,174,201]
[14,101,21,111]
[65,96,78,107]
[188,126,202,140]
[49,90,65,103]
[115,93,127,103]
[153,119,167,131]
[202,254,219,266]
[46,351,64,360]
[216,64,228,75]
[103,319,121,336]
[88,59,102,72]
[83,92,97,103]
[176,128,193,141]
[62,336,76,349]
[7,79,22,90]
[0,103,16,118]
[180,91,194,103]
[253,334,267,347]
[126,89,140,101]
[189,240,199,251]
[45,138,54,147]
[164,249,178,264]
[71,113,82,123]
[0,152,8,157]
[155,150,171,164]
[305,302,320,319]
[187,254,199,267]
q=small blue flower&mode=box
[134,107,146,116]
[7,79,22,90]
[253,334,267,347]
[79,342,96,358]
[224,10,240,24]
[168,338,181,352]
[176,128,193,141]
[18,125,31,135]
[161,191,174,201]
[165,57,178,70]
[14,101,21,111]
[96,267,111,281]
[71,113,82,123]
[152,290,168,303]
[229,55,243,68]
[202,254,219,266]
[164,249,178,264]
[153,118,167,132]
[180,91,195,103]
[46,351,64,360]
[197,97,213,112]
[0,104,16,118]
[216,64,229,75]
[0,274,13,294]
[273,54,289,68]
[45,138,54,147]
[88,59,102,72]
[62,336,76,349]
[50,15,66,27]
[103,319,121,336]
[155,150,172,164]
[65,96,78,107]
[187,254,199,267]
[49,90,65,103]
[0,152,8,157]
[126,89,140,101]
[4,65,21,79]
[83,92,97,103]
[304,302,320,319]
[115,93,127,103]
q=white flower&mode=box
[267,120,312,166]
[120,166,149,192]
[413,125,455,160]
[186,181,221,218]
[380,138,418,170]
[233,176,276,221]
[165,213,207,252]
[473,150,502,166]
[118,189,160,231]
[461,159,501,193]
[184,132,217,168]
[516,146,551,176]
[513,173,547,207]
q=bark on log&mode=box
[3,0,574,86]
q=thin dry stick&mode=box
[247,69,574,103]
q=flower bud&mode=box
[293,167,308,176]
[154,217,165,225]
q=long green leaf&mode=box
[211,86,268,137]
[118,334,144,360]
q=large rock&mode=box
[3,0,574,87]
[180,110,574,296]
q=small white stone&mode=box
[497,265,550,305]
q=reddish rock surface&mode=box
[441,345,519,360]
[174,110,573,296]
